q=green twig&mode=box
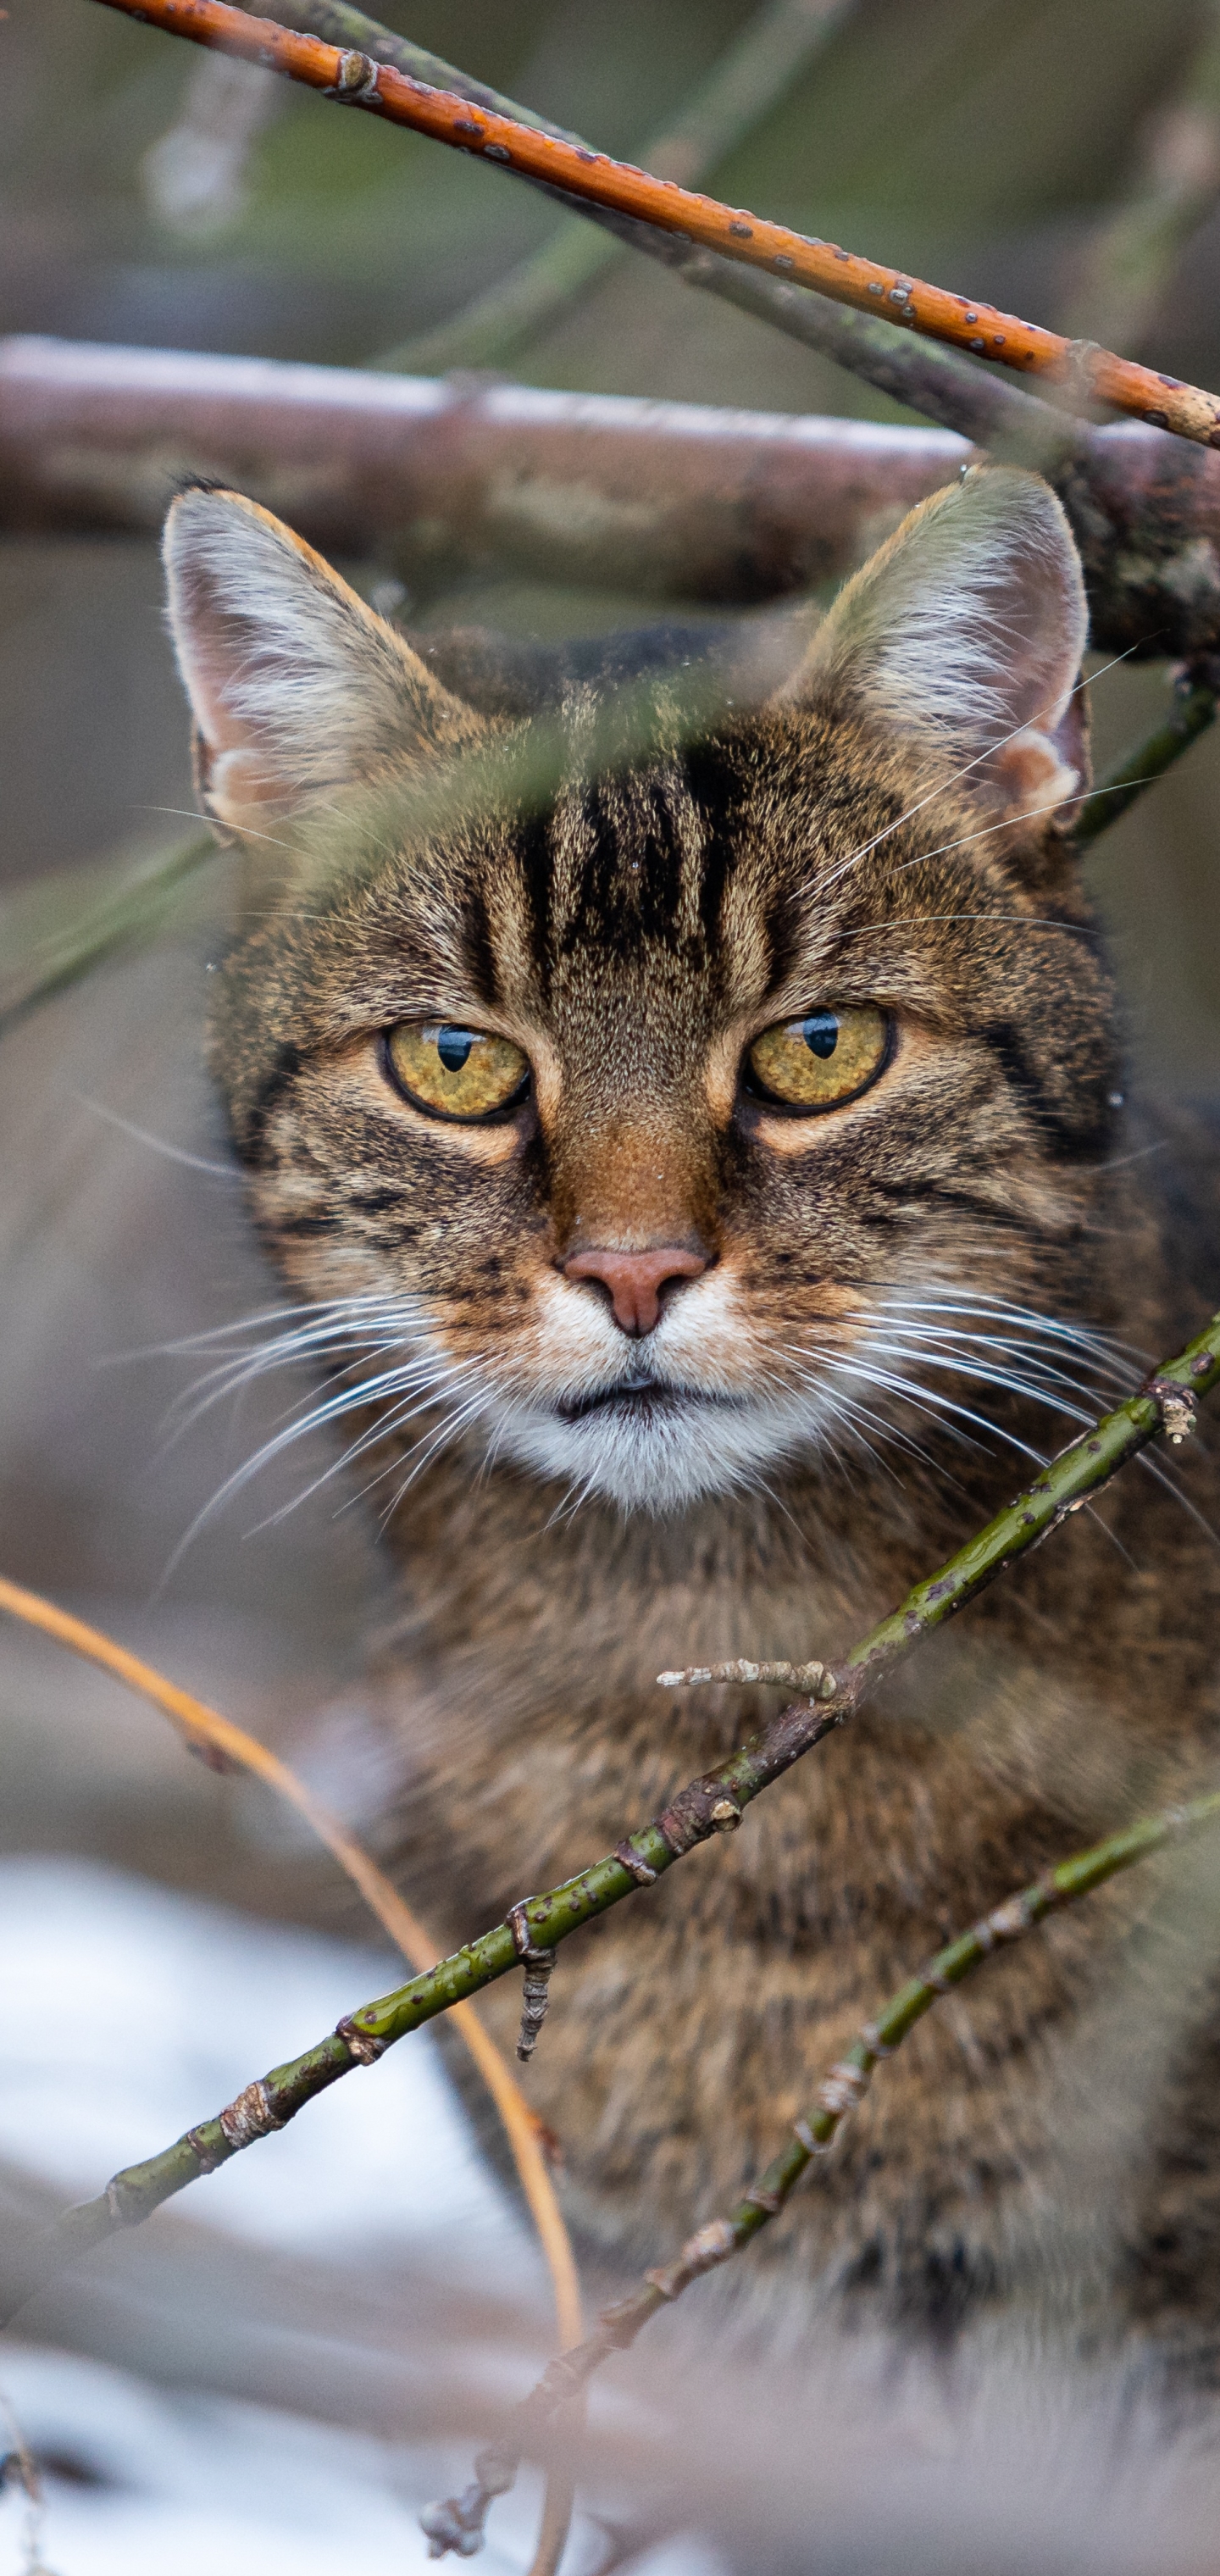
[1063,1,1220,355]
[1070,675,1218,847]
[0,833,218,1035]
[7,1313,1219,2322]
[423,1782,1220,2556]
[378,0,858,376]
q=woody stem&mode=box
[6,1317,1219,2321]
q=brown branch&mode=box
[0,1575,583,2356]
[8,337,1220,658]
[0,1578,583,2576]
[94,0,1220,450]
[266,0,1079,454]
[376,0,861,376]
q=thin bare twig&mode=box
[94,0,1220,449]
[0,1576,583,2357]
[422,1782,1220,2557]
[0,1579,583,2576]
[266,0,1075,457]
[1063,0,1220,357]
[5,1319,1218,2323]
[0,2387,55,2576]
[378,0,859,375]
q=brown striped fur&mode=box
[164,468,1220,2376]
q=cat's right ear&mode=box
[163,487,483,842]
[780,464,1090,824]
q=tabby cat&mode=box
[164,464,1220,2373]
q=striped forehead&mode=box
[482,735,752,1013]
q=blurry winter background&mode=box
[6,3,1220,2570]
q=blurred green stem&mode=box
[0,833,217,1035]
[377,0,859,375]
[263,0,1058,454]
[422,1774,1220,2556]
[1071,674,1218,847]
[1063,0,1220,353]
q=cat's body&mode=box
[163,466,1220,2375]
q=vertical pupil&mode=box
[801,1010,839,1060]
[437,1027,474,1072]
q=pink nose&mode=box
[563,1244,709,1337]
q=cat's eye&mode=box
[382,1021,530,1121]
[745,1004,890,1113]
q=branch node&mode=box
[508,1901,557,2061]
[419,2438,519,2558]
[614,1838,657,1884]
[104,2174,143,2226]
[815,2059,873,2119]
[710,1797,741,1833]
[218,2079,285,2151]
[336,2013,387,2065]
[186,2124,225,2174]
[328,48,380,103]
[984,1892,1037,1945]
[1145,1373,1199,1445]
[646,2216,737,2299]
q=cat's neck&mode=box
[378,1423,1017,1724]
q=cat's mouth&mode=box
[554,1375,745,1425]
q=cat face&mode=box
[165,469,1119,1518]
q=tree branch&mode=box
[264,0,1081,455]
[10,334,1220,659]
[7,1318,1219,2323]
[377,0,861,376]
[420,1781,1220,2557]
[94,0,1220,450]
[0,1576,583,2361]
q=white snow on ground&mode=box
[0,1860,733,2576]
[0,2346,542,2576]
[0,1855,530,2273]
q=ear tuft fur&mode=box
[163,489,482,842]
[786,465,1090,820]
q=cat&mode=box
[162,463,1220,2378]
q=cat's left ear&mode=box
[163,486,485,843]
[783,464,1090,820]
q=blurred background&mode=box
[5,3,1220,2569]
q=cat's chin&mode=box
[474,1381,833,1516]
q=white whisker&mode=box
[816,642,1140,901]
[72,1094,240,1181]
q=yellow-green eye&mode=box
[746,1005,890,1112]
[383,1022,530,1121]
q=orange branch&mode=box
[95,0,1220,450]
[0,1574,582,2352]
